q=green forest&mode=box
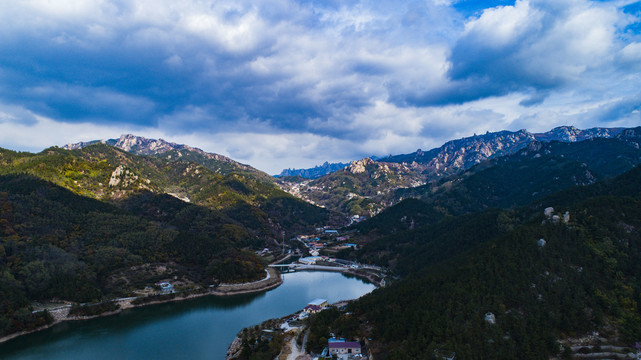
[336,166,641,359]
[0,174,274,336]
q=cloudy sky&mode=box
[0,0,640,174]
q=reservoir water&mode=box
[0,271,375,360]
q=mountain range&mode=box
[235,125,641,360]
[278,126,641,216]
[341,165,641,358]
[277,161,349,179]
[2,125,641,357]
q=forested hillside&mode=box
[0,144,334,339]
[389,137,641,216]
[0,144,334,236]
[334,166,641,359]
[0,175,271,337]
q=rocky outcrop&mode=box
[65,134,242,165]
[62,139,114,150]
[383,126,630,179]
[108,165,143,188]
[347,158,375,174]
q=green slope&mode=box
[0,144,333,236]
[342,166,641,359]
[393,138,641,216]
[0,174,271,337]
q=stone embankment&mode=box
[212,268,282,296]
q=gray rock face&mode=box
[383,126,631,179]
[347,158,375,174]
[64,134,238,164]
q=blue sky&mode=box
[0,0,640,174]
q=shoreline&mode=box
[224,270,384,360]
[0,265,382,346]
[0,267,284,345]
[225,297,374,360]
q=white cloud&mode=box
[0,0,639,174]
[463,0,541,46]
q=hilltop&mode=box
[64,134,275,184]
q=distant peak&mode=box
[551,125,579,131]
[347,158,375,174]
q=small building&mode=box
[537,238,546,248]
[329,341,362,359]
[325,229,339,235]
[303,305,322,314]
[299,256,323,265]
[156,282,175,294]
[308,298,328,307]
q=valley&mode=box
[1,126,640,359]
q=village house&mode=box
[329,340,362,359]
[303,304,322,314]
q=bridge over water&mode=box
[269,263,350,272]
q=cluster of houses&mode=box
[297,228,361,258]
[277,299,366,359]
[302,300,365,359]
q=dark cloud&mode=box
[519,91,549,107]
[591,95,641,124]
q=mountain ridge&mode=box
[302,165,641,359]
[278,126,639,216]
[63,134,273,183]
[382,126,626,178]
[277,161,349,179]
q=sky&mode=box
[0,0,640,174]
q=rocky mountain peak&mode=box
[62,139,112,150]
[544,126,582,141]
[382,126,632,180]
[115,134,178,155]
[64,134,240,164]
[348,158,375,174]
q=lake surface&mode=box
[0,271,375,360]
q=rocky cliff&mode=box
[383,126,627,178]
